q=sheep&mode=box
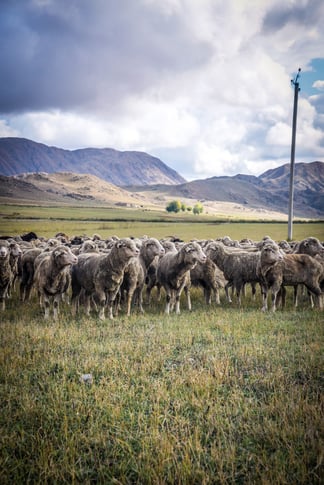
[157,241,207,314]
[293,236,324,306]
[19,248,43,301]
[294,237,324,258]
[0,241,12,310]
[278,240,293,253]
[145,240,177,304]
[21,231,38,242]
[7,241,22,297]
[71,238,140,320]
[205,241,264,305]
[259,242,323,312]
[19,240,59,302]
[120,238,165,316]
[190,257,227,305]
[33,245,78,320]
[71,239,99,255]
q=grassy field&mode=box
[0,203,323,241]
[0,285,323,484]
[0,206,323,483]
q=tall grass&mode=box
[0,285,323,484]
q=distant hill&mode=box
[0,136,322,218]
[127,162,324,218]
[0,172,148,207]
[0,137,185,186]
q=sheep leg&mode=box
[98,300,106,320]
[204,288,211,305]
[235,283,242,306]
[251,283,256,301]
[225,282,232,303]
[43,296,50,320]
[135,288,145,314]
[309,292,315,308]
[107,288,122,319]
[126,296,133,316]
[293,285,299,307]
[165,293,171,314]
[270,284,281,312]
[184,286,191,311]
[53,295,60,321]
[261,289,268,312]
[175,293,181,314]
[145,286,152,305]
[20,275,33,302]
[71,284,81,316]
[305,284,322,310]
[156,284,162,301]
[126,290,134,316]
[214,287,221,305]
[279,286,286,308]
[83,294,92,316]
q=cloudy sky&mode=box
[1,0,323,180]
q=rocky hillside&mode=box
[0,137,185,186]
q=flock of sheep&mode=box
[0,231,323,320]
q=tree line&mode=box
[165,200,203,215]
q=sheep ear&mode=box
[184,244,193,253]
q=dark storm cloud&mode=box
[262,0,324,32]
[0,0,211,114]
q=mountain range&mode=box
[0,137,185,186]
[0,137,323,218]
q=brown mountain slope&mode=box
[0,137,186,186]
[127,162,324,218]
[0,172,149,207]
[0,171,290,219]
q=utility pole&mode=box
[288,68,301,241]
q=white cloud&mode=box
[313,80,324,90]
[0,120,19,137]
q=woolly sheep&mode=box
[157,241,207,314]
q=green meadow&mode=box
[0,204,323,483]
[0,203,323,241]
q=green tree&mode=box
[193,202,203,215]
[165,200,182,213]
